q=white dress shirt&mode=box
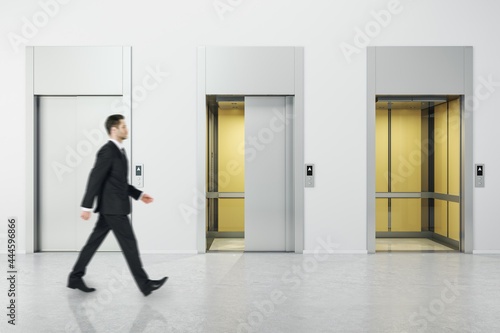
[109,138,124,151]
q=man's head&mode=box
[105,114,128,142]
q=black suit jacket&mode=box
[81,141,142,215]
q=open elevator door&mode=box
[206,96,294,252]
[245,96,294,251]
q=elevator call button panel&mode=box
[135,164,144,188]
[305,164,314,188]
[475,164,484,187]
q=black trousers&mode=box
[69,214,149,291]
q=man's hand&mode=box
[81,211,91,220]
[141,193,154,204]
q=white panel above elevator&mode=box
[205,46,295,95]
[34,46,123,95]
[375,46,466,95]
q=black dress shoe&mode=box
[67,279,96,293]
[142,277,168,296]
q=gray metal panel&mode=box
[219,192,245,198]
[34,46,123,95]
[376,192,422,198]
[285,96,294,252]
[294,47,304,254]
[39,97,78,250]
[245,97,286,251]
[39,97,124,251]
[197,47,207,253]
[429,193,460,203]
[376,192,460,203]
[375,47,465,95]
[123,47,133,194]
[377,231,434,238]
[463,47,473,253]
[26,46,35,253]
[366,47,377,254]
[206,231,244,238]
[206,47,295,95]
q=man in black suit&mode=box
[68,114,167,296]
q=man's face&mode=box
[114,119,128,141]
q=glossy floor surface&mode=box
[1,252,499,332]
[376,238,457,252]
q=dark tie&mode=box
[121,148,127,160]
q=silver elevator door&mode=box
[38,96,129,251]
[244,96,293,251]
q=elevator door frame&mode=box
[367,46,473,253]
[197,46,305,253]
[25,46,132,253]
[206,96,294,252]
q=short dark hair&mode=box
[105,114,124,135]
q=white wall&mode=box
[1,0,499,253]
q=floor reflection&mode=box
[67,294,169,332]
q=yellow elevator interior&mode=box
[375,96,461,251]
[206,96,245,251]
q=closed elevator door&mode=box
[244,96,293,251]
[38,96,129,251]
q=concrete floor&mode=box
[1,252,499,332]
